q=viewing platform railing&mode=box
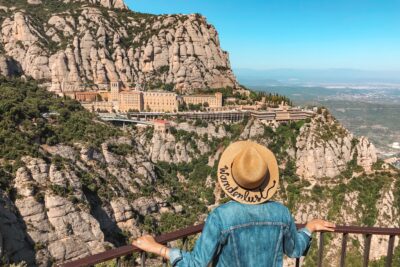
[60,224,400,267]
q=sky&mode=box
[126,0,400,72]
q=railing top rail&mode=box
[296,224,400,235]
[60,223,400,267]
[333,225,400,235]
[60,224,204,267]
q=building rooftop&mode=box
[153,119,170,125]
[119,90,141,94]
[182,94,219,97]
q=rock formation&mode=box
[0,0,238,92]
[356,136,378,172]
[295,112,377,179]
[137,121,228,163]
[0,55,22,77]
[27,0,43,5]
[0,137,177,266]
[73,0,127,9]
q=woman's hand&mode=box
[305,219,335,233]
[132,235,161,254]
[132,235,170,259]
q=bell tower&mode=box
[110,81,121,112]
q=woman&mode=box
[133,141,335,266]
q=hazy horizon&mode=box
[234,68,400,87]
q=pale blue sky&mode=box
[126,0,400,71]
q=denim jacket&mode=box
[169,201,311,267]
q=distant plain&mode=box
[250,85,400,157]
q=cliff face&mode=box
[3,140,166,266]
[237,117,398,266]
[295,111,377,179]
[137,121,229,163]
[0,55,22,76]
[0,0,238,92]
[0,88,398,266]
[0,80,174,266]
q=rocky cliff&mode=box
[0,0,238,92]
[4,140,166,266]
[0,84,398,265]
[296,110,377,180]
[0,80,172,266]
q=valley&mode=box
[252,85,400,159]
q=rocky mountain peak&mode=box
[0,0,238,92]
[68,0,127,9]
[26,0,128,9]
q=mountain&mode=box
[0,0,238,92]
[0,79,399,266]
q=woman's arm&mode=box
[133,212,222,266]
[283,216,335,258]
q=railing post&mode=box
[182,237,188,250]
[317,232,324,267]
[140,252,146,267]
[386,235,395,267]
[363,234,372,267]
[162,242,169,267]
[340,233,348,267]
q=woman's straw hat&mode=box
[218,141,279,204]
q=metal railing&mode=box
[60,224,400,267]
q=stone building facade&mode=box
[143,91,179,112]
[82,101,114,113]
[119,91,143,112]
[71,82,233,113]
[182,92,223,108]
[75,92,98,102]
[76,82,179,113]
[153,119,171,133]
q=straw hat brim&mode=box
[218,141,279,205]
